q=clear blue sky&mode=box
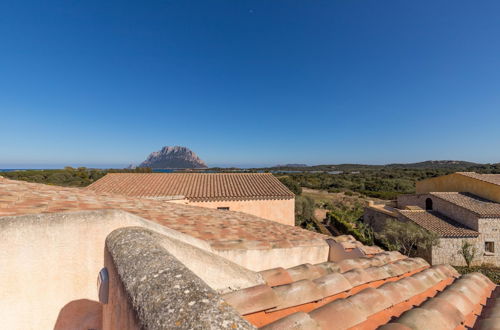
[1,1,500,168]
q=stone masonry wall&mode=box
[398,194,479,230]
[432,237,481,266]
[397,194,426,210]
[397,193,500,266]
[431,197,479,230]
[478,218,500,266]
[363,206,398,232]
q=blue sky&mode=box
[1,1,500,168]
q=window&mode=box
[217,207,230,211]
[485,241,495,254]
[425,198,433,210]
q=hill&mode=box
[265,160,484,172]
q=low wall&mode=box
[215,241,330,271]
[103,227,254,329]
[363,206,398,232]
[189,198,295,226]
[0,209,261,329]
[0,210,123,329]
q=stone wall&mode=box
[478,218,500,266]
[215,242,330,272]
[188,198,295,226]
[398,194,480,230]
[397,194,426,210]
[431,196,479,230]
[103,227,254,330]
[431,237,481,266]
[431,221,500,267]
[363,206,398,232]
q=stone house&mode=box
[87,172,295,226]
[365,172,500,267]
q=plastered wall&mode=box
[0,210,211,330]
[417,173,500,203]
[189,198,295,226]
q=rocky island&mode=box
[138,146,207,169]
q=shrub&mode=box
[375,219,439,257]
[455,266,500,284]
[459,240,477,268]
[278,176,302,195]
[295,195,315,229]
[326,212,373,245]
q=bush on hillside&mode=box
[294,195,322,233]
[376,219,439,257]
[278,176,302,195]
[326,212,374,245]
[455,266,500,284]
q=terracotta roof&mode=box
[223,253,499,330]
[223,252,492,329]
[398,210,479,238]
[431,192,500,218]
[223,253,427,322]
[0,177,320,251]
[458,172,500,186]
[86,173,295,201]
[383,272,497,329]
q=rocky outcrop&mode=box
[139,146,207,169]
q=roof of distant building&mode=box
[86,173,295,201]
[457,172,500,186]
[430,192,500,218]
[398,210,479,238]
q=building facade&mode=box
[365,172,500,266]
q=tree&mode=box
[295,195,315,228]
[459,240,477,268]
[278,176,302,195]
[376,219,439,257]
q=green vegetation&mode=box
[459,240,477,268]
[272,162,500,200]
[277,176,302,195]
[375,219,439,257]
[455,266,500,284]
[326,212,374,245]
[277,176,321,232]
[295,195,318,231]
[0,167,152,187]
